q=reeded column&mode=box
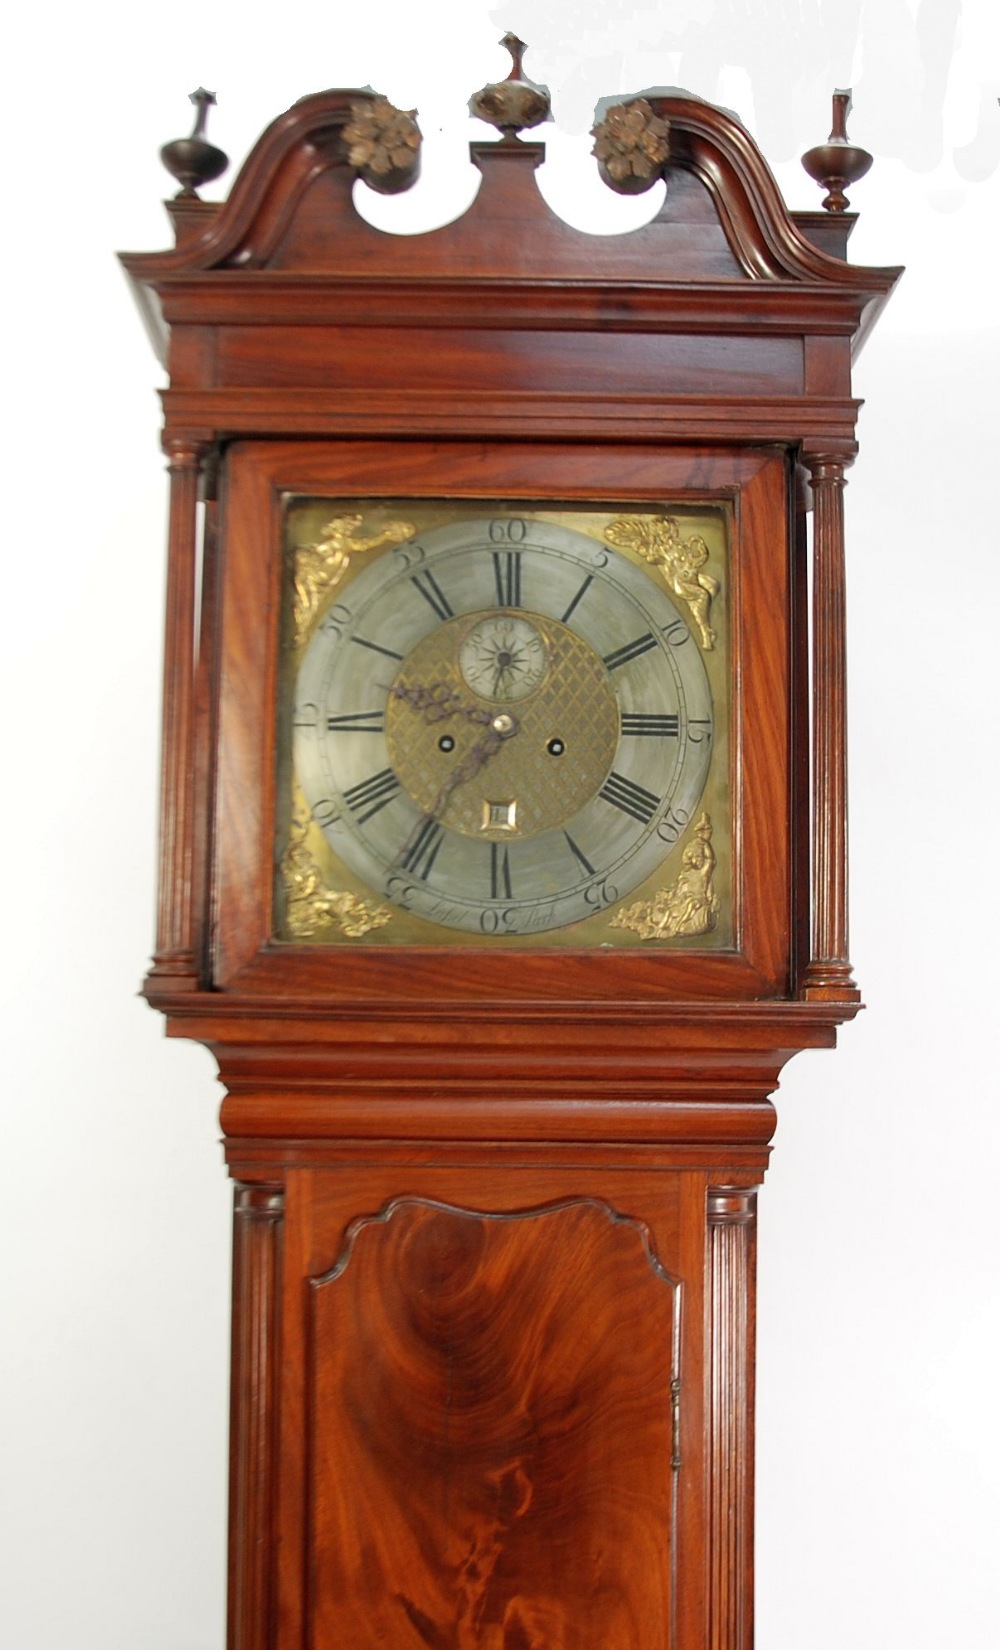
[801,450,860,1001]
[148,435,208,989]
[228,1185,285,1650]
[707,1187,758,1650]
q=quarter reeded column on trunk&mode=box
[801,449,861,1002]
[228,1185,284,1650]
[707,1187,758,1650]
[147,435,209,993]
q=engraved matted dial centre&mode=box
[385,609,619,839]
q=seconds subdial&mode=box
[459,614,549,702]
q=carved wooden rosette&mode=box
[342,96,421,194]
[802,452,859,1000]
[707,1188,758,1650]
[229,1186,284,1650]
[592,97,671,194]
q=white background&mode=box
[2,2,998,1645]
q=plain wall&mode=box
[3,3,998,1645]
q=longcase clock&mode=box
[122,47,900,1650]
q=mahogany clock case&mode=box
[216,437,794,1004]
[120,69,900,1650]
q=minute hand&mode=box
[429,712,518,821]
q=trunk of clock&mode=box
[225,1148,761,1650]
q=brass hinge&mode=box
[671,1377,682,1470]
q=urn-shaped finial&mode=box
[159,88,229,199]
[801,89,873,212]
[469,34,551,138]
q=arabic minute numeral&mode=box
[656,805,691,844]
[584,878,619,909]
[385,874,417,910]
[391,539,426,569]
[480,906,518,934]
[312,797,339,828]
[662,618,690,647]
[489,518,527,543]
[320,602,353,641]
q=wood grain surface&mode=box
[306,1197,680,1649]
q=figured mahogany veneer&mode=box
[309,1197,679,1647]
[122,80,899,1650]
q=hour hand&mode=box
[429,711,518,820]
[390,680,491,727]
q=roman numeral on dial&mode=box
[599,771,661,824]
[411,570,453,620]
[490,843,513,900]
[603,633,657,671]
[492,551,522,608]
[342,768,401,823]
[400,817,445,880]
[350,635,403,662]
[620,713,679,737]
[563,832,596,878]
[326,710,385,733]
[560,574,593,625]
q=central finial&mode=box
[469,34,551,138]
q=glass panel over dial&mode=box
[275,502,731,947]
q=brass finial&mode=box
[469,34,551,138]
[801,89,873,212]
[592,98,671,194]
[159,88,229,199]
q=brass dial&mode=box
[288,509,725,940]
